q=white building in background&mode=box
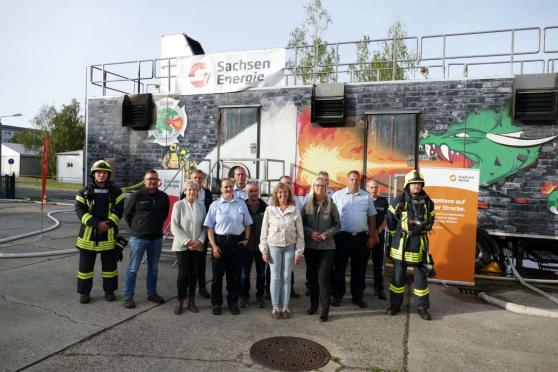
[1,143,40,176]
[56,150,83,184]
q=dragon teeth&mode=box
[441,144,450,162]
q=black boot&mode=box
[386,305,400,315]
[80,293,91,304]
[417,308,431,320]
[174,299,184,315]
[188,297,199,313]
[319,308,329,322]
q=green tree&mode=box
[350,19,418,82]
[13,100,84,174]
[48,100,85,173]
[286,0,338,84]
[12,104,57,150]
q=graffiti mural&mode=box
[420,109,558,186]
[150,97,187,146]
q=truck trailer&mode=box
[86,26,558,273]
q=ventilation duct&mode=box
[513,73,558,122]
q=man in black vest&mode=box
[366,179,388,300]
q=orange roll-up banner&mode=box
[422,167,480,285]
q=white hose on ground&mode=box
[475,274,558,285]
[503,249,558,306]
[478,292,558,318]
[0,208,77,258]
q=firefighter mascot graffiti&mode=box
[386,170,436,320]
[75,160,125,304]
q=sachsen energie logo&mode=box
[188,62,211,88]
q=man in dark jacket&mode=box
[75,160,125,304]
[240,181,267,308]
[366,179,389,300]
[123,169,170,308]
[180,169,213,298]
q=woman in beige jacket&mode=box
[260,182,304,319]
[171,180,207,314]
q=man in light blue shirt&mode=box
[205,178,252,315]
[233,166,247,200]
[331,170,378,308]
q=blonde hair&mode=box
[182,180,199,192]
[305,177,332,215]
[270,182,294,206]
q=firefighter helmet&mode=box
[404,170,425,189]
[90,160,112,176]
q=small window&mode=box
[67,162,74,168]
[219,107,259,145]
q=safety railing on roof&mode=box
[89,25,558,96]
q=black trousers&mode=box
[305,249,335,310]
[197,240,209,290]
[211,235,242,306]
[240,249,266,299]
[176,250,201,299]
[333,232,369,301]
[77,249,118,295]
[389,260,430,310]
[369,233,385,291]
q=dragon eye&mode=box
[454,132,470,138]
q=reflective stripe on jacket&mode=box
[386,191,435,265]
[75,182,124,252]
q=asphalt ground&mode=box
[1,201,557,372]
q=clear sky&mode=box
[1,0,557,128]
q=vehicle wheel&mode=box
[476,229,498,271]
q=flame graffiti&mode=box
[541,181,558,195]
[295,108,435,193]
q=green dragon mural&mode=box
[420,108,558,214]
[420,109,558,187]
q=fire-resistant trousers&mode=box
[388,260,430,310]
[77,249,118,295]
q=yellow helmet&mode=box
[404,170,425,189]
[90,160,112,175]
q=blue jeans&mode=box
[124,237,162,299]
[268,244,296,310]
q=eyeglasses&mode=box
[145,178,159,181]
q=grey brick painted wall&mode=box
[87,78,558,237]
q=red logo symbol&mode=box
[188,62,210,88]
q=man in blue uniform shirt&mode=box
[331,170,378,308]
[204,178,253,315]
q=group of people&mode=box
[75,160,436,322]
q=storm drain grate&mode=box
[250,336,330,371]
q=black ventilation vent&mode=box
[513,74,558,122]
[311,83,345,125]
[514,90,557,120]
[122,94,153,130]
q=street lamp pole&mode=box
[0,113,23,176]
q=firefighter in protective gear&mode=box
[386,170,435,320]
[75,160,125,304]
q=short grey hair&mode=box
[183,180,199,191]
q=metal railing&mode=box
[89,25,558,96]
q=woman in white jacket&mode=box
[260,182,304,319]
[171,180,207,314]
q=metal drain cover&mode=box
[250,336,330,371]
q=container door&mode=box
[365,113,418,201]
